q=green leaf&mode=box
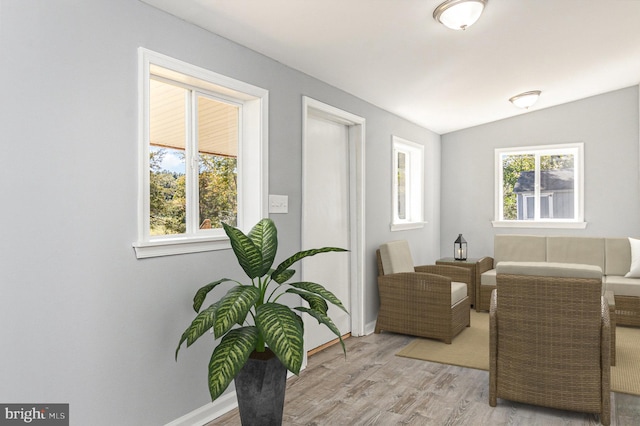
[207,327,259,401]
[213,286,260,338]
[272,247,347,279]
[288,281,349,314]
[247,218,278,276]
[193,279,233,312]
[272,268,295,284]
[286,288,328,314]
[175,302,220,360]
[296,306,346,356]
[256,303,304,375]
[223,223,263,278]
[186,303,220,346]
[176,329,189,361]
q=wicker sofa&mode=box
[477,235,640,327]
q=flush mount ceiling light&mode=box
[433,0,488,31]
[509,90,542,109]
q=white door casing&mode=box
[301,97,365,362]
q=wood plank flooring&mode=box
[210,331,640,425]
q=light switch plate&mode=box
[269,194,288,214]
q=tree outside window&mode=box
[495,144,583,226]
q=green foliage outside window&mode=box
[199,153,238,229]
[150,148,237,235]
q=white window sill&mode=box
[133,236,231,259]
[492,220,587,230]
[390,221,426,232]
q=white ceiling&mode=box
[140,0,640,134]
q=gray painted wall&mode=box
[441,86,640,258]
[0,1,440,424]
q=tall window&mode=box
[135,49,268,258]
[494,143,584,228]
[391,136,424,231]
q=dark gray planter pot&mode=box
[234,348,287,426]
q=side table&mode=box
[436,257,482,309]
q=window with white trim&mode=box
[391,136,424,231]
[494,143,584,228]
[134,48,268,258]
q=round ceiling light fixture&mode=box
[433,0,488,31]
[509,90,542,109]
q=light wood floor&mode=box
[211,331,640,425]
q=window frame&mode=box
[134,48,268,258]
[391,136,425,231]
[493,143,585,229]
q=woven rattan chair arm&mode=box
[477,256,494,274]
[601,296,611,425]
[378,271,453,291]
[377,272,453,306]
[489,288,497,315]
[489,288,498,406]
[415,265,471,285]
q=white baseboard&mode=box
[165,392,238,426]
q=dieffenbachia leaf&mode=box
[288,281,349,314]
[207,327,259,400]
[256,303,304,375]
[213,286,260,338]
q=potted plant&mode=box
[175,218,348,424]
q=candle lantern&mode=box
[454,234,467,260]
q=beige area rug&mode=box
[396,310,640,396]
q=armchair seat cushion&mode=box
[481,269,497,286]
[451,281,468,306]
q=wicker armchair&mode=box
[374,241,471,344]
[489,262,610,426]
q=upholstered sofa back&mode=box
[546,236,605,271]
[494,235,632,274]
[494,235,546,264]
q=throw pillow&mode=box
[625,237,640,278]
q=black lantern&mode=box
[454,234,467,260]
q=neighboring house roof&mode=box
[514,169,574,193]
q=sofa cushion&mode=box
[494,234,546,264]
[496,261,603,280]
[546,236,604,271]
[451,281,468,306]
[379,240,414,274]
[625,237,640,278]
[605,275,640,297]
[605,237,632,276]
[481,269,497,286]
